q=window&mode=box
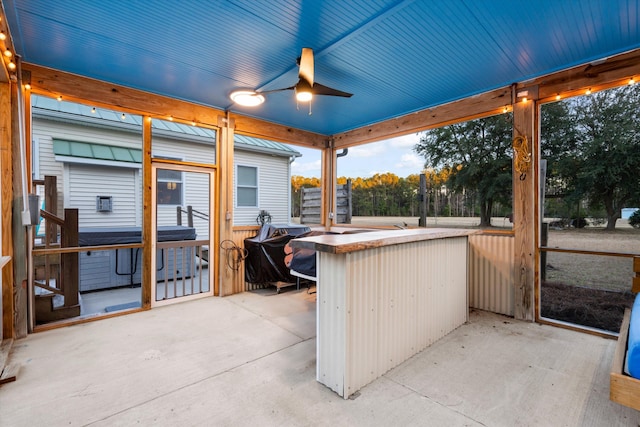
[237,165,258,207]
[157,168,183,205]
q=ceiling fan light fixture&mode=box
[295,80,313,103]
[230,90,264,107]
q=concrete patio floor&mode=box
[1,288,639,426]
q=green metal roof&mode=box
[35,95,300,158]
[53,139,142,163]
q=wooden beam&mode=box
[22,63,327,148]
[512,86,538,322]
[534,49,640,102]
[332,87,511,148]
[0,82,13,339]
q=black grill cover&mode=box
[244,224,310,284]
[288,231,339,278]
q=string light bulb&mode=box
[7,60,15,70]
[585,88,591,95]
[521,97,527,103]
[0,31,6,41]
[121,113,126,120]
[555,94,561,100]
[168,116,173,121]
[57,95,62,101]
[3,49,12,58]
[24,83,31,90]
[502,106,508,113]
[629,77,635,85]
[91,107,96,113]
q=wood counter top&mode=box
[289,228,479,254]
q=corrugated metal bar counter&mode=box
[290,228,478,399]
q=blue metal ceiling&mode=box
[3,0,639,135]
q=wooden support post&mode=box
[187,205,194,228]
[321,141,335,229]
[141,116,152,308]
[61,209,79,307]
[44,175,57,243]
[218,115,234,296]
[512,86,538,321]
[1,82,13,339]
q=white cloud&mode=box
[291,159,321,175]
[395,153,424,171]
[388,133,421,149]
[347,142,387,158]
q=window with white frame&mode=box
[237,165,258,207]
[157,168,183,205]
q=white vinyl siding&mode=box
[66,164,140,228]
[234,150,291,225]
[33,113,293,232]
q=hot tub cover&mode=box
[79,225,196,246]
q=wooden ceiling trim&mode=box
[532,49,640,103]
[332,87,511,148]
[22,63,327,147]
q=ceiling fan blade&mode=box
[312,82,353,98]
[258,86,296,95]
[299,47,314,86]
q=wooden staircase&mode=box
[33,176,81,323]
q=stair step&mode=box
[0,363,19,385]
[0,339,13,374]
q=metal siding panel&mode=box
[317,252,347,396]
[322,236,468,397]
[469,234,515,316]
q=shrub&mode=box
[629,210,640,228]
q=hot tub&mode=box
[78,225,196,292]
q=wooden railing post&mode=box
[44,175,57,244]
[61,209,79,307]
[187,205,194,228]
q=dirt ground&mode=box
[542,226,639,332]
[341,216,640,333]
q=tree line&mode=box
[291,83,640,229]
[291,170,493,220]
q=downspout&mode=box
[16,58,31,225]
[288,155,295,223]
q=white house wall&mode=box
[34,117,293,232]
[234,149,291,226]
[66,164,140,228]
[33,119,143,228]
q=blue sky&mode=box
[290,133,426,179]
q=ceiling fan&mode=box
[230,48,352,108]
